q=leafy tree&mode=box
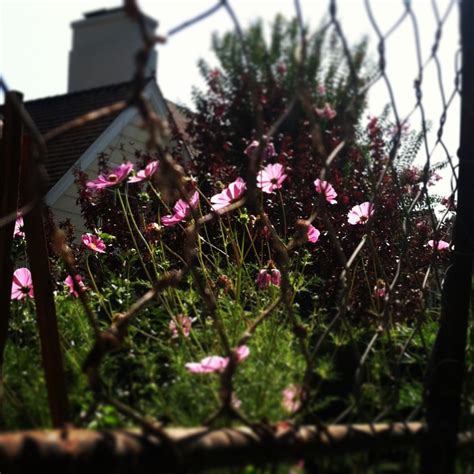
[183,14,449,324]
[188,15,370,189]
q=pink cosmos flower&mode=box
[314,179,337,204]
[11,268,34,300]
[65,274,86,297]
[231,393,242,410]
[161,191,199,227]
[244,140,259,156]
[185,356,229,374]
[161,211,186,227]
[282,384,302,414]
[256,269,272,289]
[186,345,250,374]
[428,239,450,251]
[210,177,246,213]
[257,163,287,194]
[86,162,134,190]
[244,140,277,160]
[315,103,337,120]
[307,224,320,244]
[347,202,375,225]
[169,314,192,338]
[13,214,25,238]
[235,345,250,362]
[374,287,386,299]
[128,160,159,184]
[373,279,387,299]
[270,268,281,287]
[256,268,281,289]
[82,233,106,253]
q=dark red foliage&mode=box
[184,72,451,322]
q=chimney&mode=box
[68,7,158,92]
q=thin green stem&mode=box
[124,189,159,278]
[85,254,113,319]
[117,190,153,282]
[278,189,287,240]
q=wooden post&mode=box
[20,135,69,427]
[421,1,474,472]
[0,92,23,368]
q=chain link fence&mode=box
[0,1,472,472]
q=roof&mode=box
[84,7,126,18]
[0,80,189,191]
[165,100,191,142]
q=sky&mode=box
[0,0,460,194]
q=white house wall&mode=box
[47,80,170,238]
[51,114,154,237]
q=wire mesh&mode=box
[0,0,470,472]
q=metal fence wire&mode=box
[0,0,472,473]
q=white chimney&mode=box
[68,7,158,92]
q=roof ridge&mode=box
[16,78,155,105]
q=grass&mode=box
[1,180,458,473]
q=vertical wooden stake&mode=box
[0,91,23,368]
[21,135,69,427]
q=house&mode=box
[0,7,189,235]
